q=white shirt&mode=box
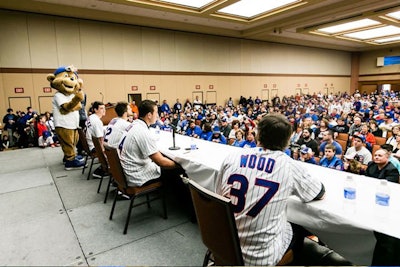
[120,119,161,186]
[345,146,372,165]
[215,148,322,266]
[52,92,79,129]
[85,113,104,151]
[104,117,131,148]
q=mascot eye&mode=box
[64,73,68,77]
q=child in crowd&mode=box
[0,135,10,151]
[231,129,245,147]
[299,146,317,164]
[37,114,56,148]
[208,126,227,144]
[240,130,257,148]
[319,144,344,170]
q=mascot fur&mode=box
[47,65,86,170]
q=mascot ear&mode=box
[47,74,55,83]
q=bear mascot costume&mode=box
[47,65,86,170]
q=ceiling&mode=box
[2,0,400,52]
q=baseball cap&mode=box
[344,152,357,160]
[300,146,312,154]
[213,126,221,134]
[352,133,365,143]
[221,117,227,122]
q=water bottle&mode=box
[343,175,356,214]
[154,125,160,141]
[344,175,356,200]
[190,137,197,150]
[375,179,390,207]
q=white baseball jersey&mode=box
[104,117,131,148]
[85,113,104,151]
[215,147,323,266]
[120,119,161,186]
[52,92,79,129]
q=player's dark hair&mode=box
[257,114,292,151]
[139,100,157,119]
[92,101,104,111]
[115,101,128,117]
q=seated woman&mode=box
[231,129,245,147]
[240,130,257,148]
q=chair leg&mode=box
[82,155,88,174]
[104,177,112,204]
[123,197,135,235]
[110,190,118,220]
[87,157,94,180]
[97,174,104,193]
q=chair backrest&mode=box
[78,128,92,155]
[103,144,128,190]
[335,139,348,155]
[337,133,349,142]
[92,136,108,173]
[375,136,387,146]
[188,179,244,266]
[371,144,381,157]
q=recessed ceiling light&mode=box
[317,19,380,34]
[343,25,400,40]
[217,0,300,18]
[156,0,215,9]
[374,35,400,43]
[386,10,400,20]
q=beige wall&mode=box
[359,47,400,82]
[0,9,352,114]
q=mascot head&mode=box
[47,65,83,95]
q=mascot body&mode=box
[47,65,86,170]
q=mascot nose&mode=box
[70,77,75,81]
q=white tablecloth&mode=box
[156,130,400,265]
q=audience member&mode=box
[240,130,257,148]
[299,146,317,164]
[296,128,319,155]
[319,144,344,171]
[208,126,227,144]
[318,130,343,157]
[344,133,372,165]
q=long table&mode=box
[155,130,400,265]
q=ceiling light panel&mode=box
[386,10,400,20]
[374,35,400,44]
[217,0,300,18]
[157,0,215,9]
[317,19,380,34]
[343,25,400,40]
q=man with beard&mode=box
[296,128,318,155]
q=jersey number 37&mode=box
[228,174,279,218]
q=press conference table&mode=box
[155,130,400,265]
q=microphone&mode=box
[169,123,180,150]
[100,92,104,102]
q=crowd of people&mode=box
[1,107,60,151]
[2,88,400,265]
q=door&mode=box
[206,91,217,106]
[145,93,159,104]
[192,91,203,103]
[261,89,269,101]
[38,96,53,114]
[128,93,142,106]
[8,97,31,112]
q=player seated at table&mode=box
[299,146,317,164]
[215,113,351,266]
[319,144,344,171]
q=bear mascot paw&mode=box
[47,65,86,170]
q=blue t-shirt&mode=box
[319,141,343,156]
[319,156,344,171]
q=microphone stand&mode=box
[169,124,180,150]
